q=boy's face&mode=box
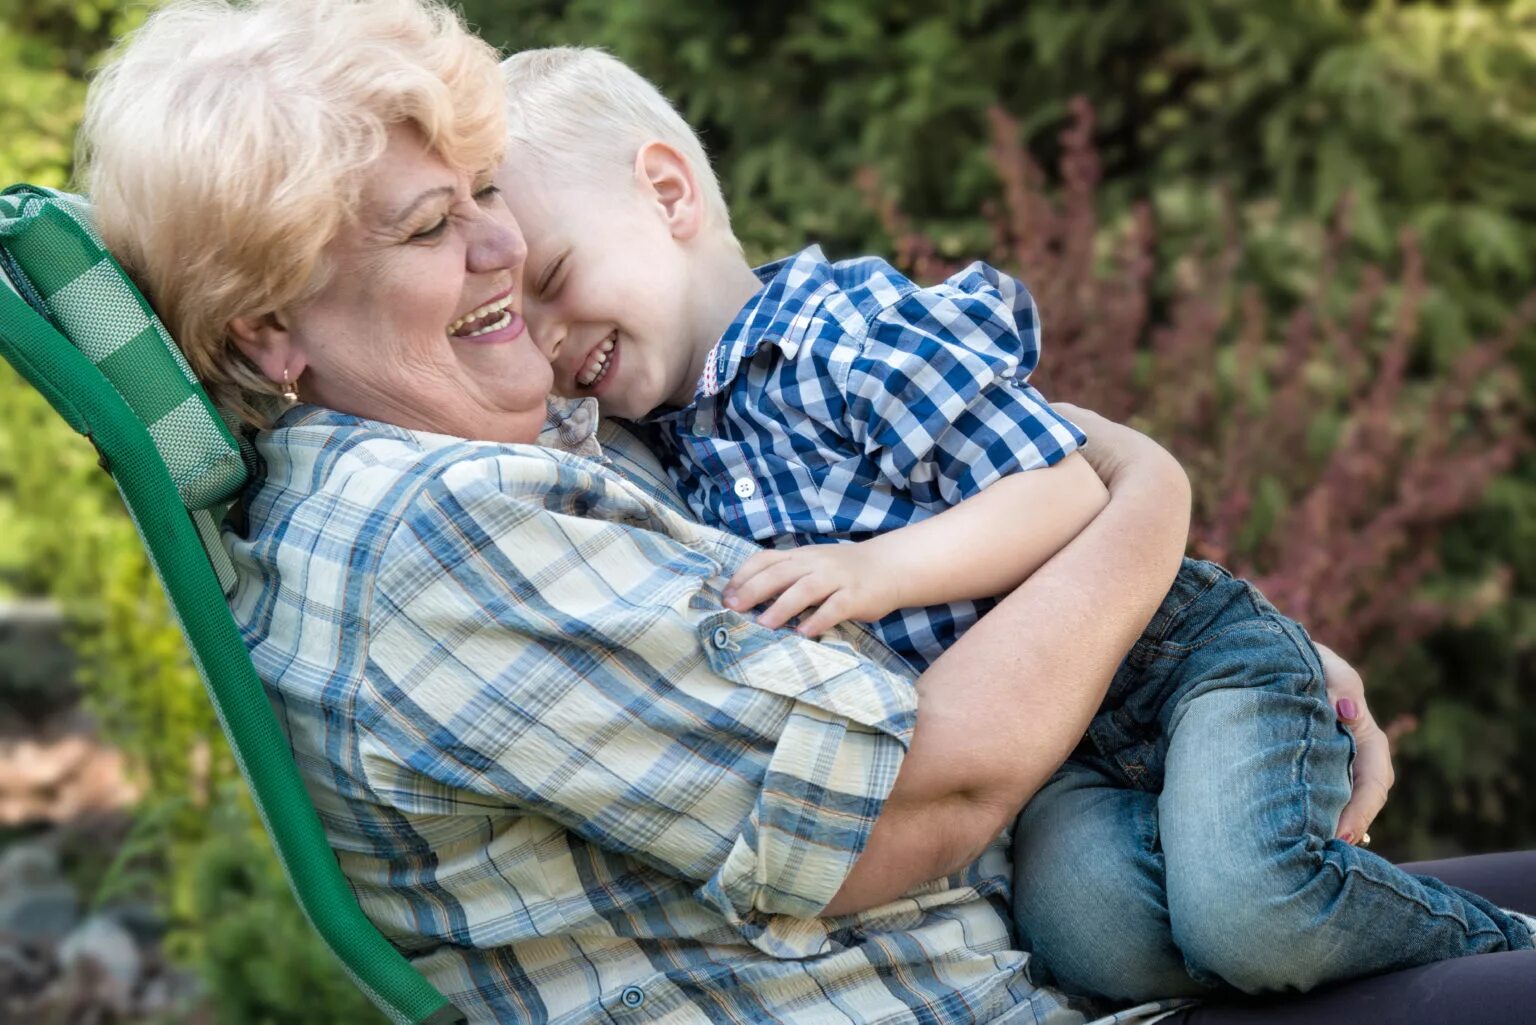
[497,160,704,420]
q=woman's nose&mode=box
[467,207,527,277]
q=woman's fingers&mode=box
[1316,641,1396,843]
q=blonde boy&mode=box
[495,47,1536,1002]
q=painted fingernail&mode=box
[1337,832,1354,845]
[1337,698,1358,720]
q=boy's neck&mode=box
[668,240,763,408]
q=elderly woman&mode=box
[78,1,1536,1023]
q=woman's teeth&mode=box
[448,293,516,337]
[577,335,616,387]
[459,309,512,337]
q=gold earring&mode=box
[281,369,299,404]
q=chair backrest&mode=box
[0,185,466,1025]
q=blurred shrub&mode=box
[177,789,383,1025]
[467,0,1536,857]
[465,1,1535,328]
[1,13,1532,1025]
[0,0,371,1014]
[876,102,1529,657]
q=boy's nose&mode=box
[525,305,564,361]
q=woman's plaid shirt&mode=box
[223,405,1181,1025]
[646,247,1086,671]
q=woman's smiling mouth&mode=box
[448,291,517,338]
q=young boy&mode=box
[497,47,1536,1001]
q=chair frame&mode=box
[0,257,466,1025]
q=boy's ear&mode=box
[635,141,704,241]
[227,310,304,386]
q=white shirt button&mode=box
[733,477,756,499]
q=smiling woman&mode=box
[224,127,551,445]
[77,0,523,432]
[67,2,1536,1024]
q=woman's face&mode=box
[274,127,551,443]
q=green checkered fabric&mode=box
[0,184,468,1025]
[0,185,250,595]
[0,185,249,511]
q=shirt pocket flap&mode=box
[694,609,916,744]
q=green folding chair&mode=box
[0,184,467,1025]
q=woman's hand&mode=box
[1316,642,1395,845]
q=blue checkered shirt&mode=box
[646,247,1085,670]
[224,403,1182,1025]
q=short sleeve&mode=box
[357,450,914,948]
[844,262,1086,506]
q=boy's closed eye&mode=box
[536,251,570,300]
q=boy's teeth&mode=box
[577,336,616,387]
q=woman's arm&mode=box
[727,452,1109,635]
[824,406,1189,916]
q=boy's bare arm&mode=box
[725,451,1109,635]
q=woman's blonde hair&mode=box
[78,0,507,425]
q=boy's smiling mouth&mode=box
[576,331,618,389]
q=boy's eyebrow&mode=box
[387,185,455,227]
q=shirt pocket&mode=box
[693,608,915,741]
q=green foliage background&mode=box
[456,0,1536,855]
[0,0,1531,1019]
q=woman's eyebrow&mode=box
[387,185,455,227]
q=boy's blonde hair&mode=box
[78,0,506,425]
[500,47,734,238]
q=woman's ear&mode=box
[227,310,304,385]
[635,141,704,241]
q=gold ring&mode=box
[1359,832,1372,848]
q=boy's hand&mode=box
[724,541,900,636]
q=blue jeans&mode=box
[1010,560,1533,1001]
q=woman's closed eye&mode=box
[408,188,500,243]
[409,216,448,242]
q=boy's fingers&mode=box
[758,577,832,630]
[727,550,786,594]
[726,558,802,611]
[796,594,851,637]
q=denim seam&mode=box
[1278,617,1504,942]
[1140,565,1226,649]
[1310,852,1508,941]
[1143,614,1286,660]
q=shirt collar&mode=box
[651,245,837,424]
[538,396,604,457]
[266,399,603,458]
